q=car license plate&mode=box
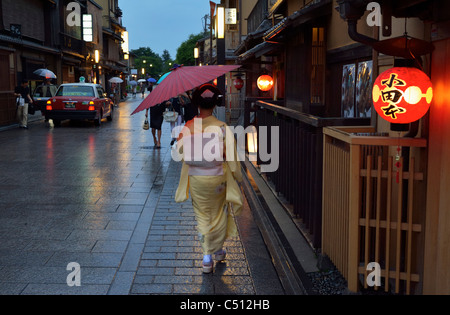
[65,102,76,109]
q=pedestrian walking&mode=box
[41,79,57,98]
[174,84,243,274]
[167,95,184,146]
[14,80,34,129]
[145,102,165,149]
[41,79,57,126]
[110,83,120,107]
[179,91,197,122]
[140,82,146,98]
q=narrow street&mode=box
[1,0,450,297]
[0,97,283,295]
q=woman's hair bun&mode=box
[192,84,223,109]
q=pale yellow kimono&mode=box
[175,116,243,255]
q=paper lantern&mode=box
[257,75,274,92]
[372,67,433,124]
[247,125,258,154]
[247,125,258,162]
[233,77,244,90]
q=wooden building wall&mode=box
[423,37,450,294]
[0,49,16,126]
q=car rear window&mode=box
[33,86,57,97]
[33,86,43,97]
[56,86,95,97]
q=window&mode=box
[311,27,325,105]
[228,0,237,8]
[97,87,105,98]
[56,85,95,97]
[341,61,373,117]
[33,86,44,97]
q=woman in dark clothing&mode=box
[179,92,197,122]
[167,96,184,146]
[145,102,165,149]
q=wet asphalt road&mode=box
[0,96,283,295]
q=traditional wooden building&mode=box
[97,0,128,96]
[196,0,259,124]
[238,0,450,294]
[0,0,60,126]
[0,0,127,127]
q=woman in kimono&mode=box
[174,84,243,273]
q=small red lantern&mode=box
[257,75,274,92]
[233,77,244,90]
[372,67,433,124]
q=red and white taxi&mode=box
[45,83,114,126]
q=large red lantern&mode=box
[233,77,244,90]
[257,75,274,92]
[372,67,433,124]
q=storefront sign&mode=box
[372,67,433,124]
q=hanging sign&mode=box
[257,75,274,92]
[233,77,244,90]
[372,67,433,124]
[225,9,237,24]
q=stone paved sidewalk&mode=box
[130,160,256,295]
[0,97,284,295]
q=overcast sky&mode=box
[120,0,210,59]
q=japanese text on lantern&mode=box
[372,67,433,124]
[379,73,407,120]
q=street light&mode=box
[94,50,100,64]
[217,5,225,39]
[82,14,93,42]
[194,47,199,66]
[216,4,226,122]
[94,49,100,84]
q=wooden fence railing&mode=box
[322,126,427,294]
[254,101,370,248]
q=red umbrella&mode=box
[131,64,241,115]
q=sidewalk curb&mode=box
[240,160,317,295]
[0,114,44,132]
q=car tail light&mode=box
[46,100,52,111]
[89,101,94,105]
[88,106,95,111]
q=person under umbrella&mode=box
[147,78,156,94]
[173,84,243,274]
[129,80,138,98]
[131,64,241,116]
[41,79,57,126]
[179,91,197,122]
[145,102,165,149]
[167,95,184,146]
[109,77,124,106]
[140,82,146,98]
[33,69,57,80]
